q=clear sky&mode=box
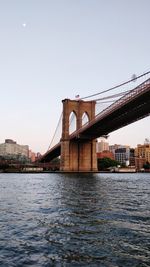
[0,0,150,154]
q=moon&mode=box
[22,23,27,28]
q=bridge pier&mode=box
[60,99,97,172]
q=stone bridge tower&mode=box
[60,99,97,172]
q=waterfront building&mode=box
[134,157,146,171]
[135,141,150,163]
[115,147,130,165]
[29,150,36,162]
[109,144,122,155]
[109,145,135,166]
[97,151,114,160]
[97,138,109,152]
[0,139,29,159]
[129,148,136,166]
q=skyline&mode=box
[0,0,150,154]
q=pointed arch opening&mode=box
[69,111,77,134]
[82,112,89,126]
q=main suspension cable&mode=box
[80,70,150,100]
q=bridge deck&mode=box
[40,79,150,163]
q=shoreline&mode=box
[0,170,149,174]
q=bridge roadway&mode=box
[40,79,150,162]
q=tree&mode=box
[0,163,9,171]
[97,157,119,171]
[143,162,150,169]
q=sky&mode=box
[0,0,150,154]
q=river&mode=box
[0,172,149,266]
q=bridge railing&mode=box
[69,78,150,139]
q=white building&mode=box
[115,147,130,165]
[0,139,29,158]
[97,138,109,152]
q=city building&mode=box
[97,138,109,152]
[109,144,130,154]
[29,150,36,162]
[97,151,114,160]
[0,139,29,159]
[109,144,135,166]
[129,148,135,166]
[134,157,146,171]
[115,147,130,165]
[135,140,150,163]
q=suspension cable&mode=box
[80,70,150,100]
[96,100,115,104]
[95,90,130,102]
[48,112,63,151]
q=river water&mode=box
[0,173,149,267]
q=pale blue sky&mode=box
[0,0,150,153]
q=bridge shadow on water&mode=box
[41,172,114,265]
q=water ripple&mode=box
[0,173,149,266]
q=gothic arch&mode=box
[82,111,90,126]
[61,99,97,171]
[69,111,77,134]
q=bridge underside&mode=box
[40,87,150,165]
[77,89,150,140]
[40,144,61,163]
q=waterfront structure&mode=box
[29,150,36,162]
[135,141,150,163]
[129,148,135,166]
[0,139,29,159]
[109,144,123,155]
[113,147,135,166]
[97,151,114,160]
[135,157,146,171]
[97,138,109,152]
[115,147,130,165]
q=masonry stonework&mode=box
[60,99,97,172]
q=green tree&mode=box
[97,157,119,171]
[0,163,9,171]
[143,162,150,169]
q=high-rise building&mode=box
[97,138,109,152]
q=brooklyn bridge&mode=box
[40,72,150,172]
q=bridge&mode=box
[40,72,150,172]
